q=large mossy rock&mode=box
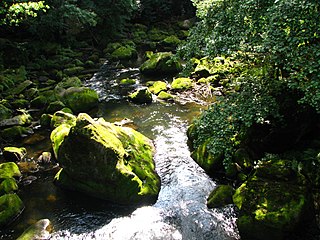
[140,52,182,75]
[233,159,314,240]
[52,113,160,205]
[59,87,99,113]
[3,147,27,162]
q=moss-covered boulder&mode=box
[17,219,52,240]
[148,81,167,95]
[171,77,193,91]
[190,138,223,173]
[55,77,82,90]
[0,178,18,195]
[157,91,174,100]
[140,52,182,75]
[52,113,160,205]
[207,185,234,208]
[233,160,314,240]
[0,193,24,228]
[0,111,32,128]
[46,101,65,114]
[161,35,181,51]
[50,110,76,129]
[60,87,99,113]
[3,147,27,162]
[1,126,33,140]
[129,88,153,104]
[111,45,137,61]
[30,95,48,109]
[0,162,21,179]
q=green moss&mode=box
[1,126,33,140]
[50,123,73,159]
[0,193,24,227]
[140,52,182,75]
[16,219,51,240]
[233,174,312,240]
[0,162,21,180]
[55,77,82,90]
[46,101,65,114]
[207,185,234,208]
[10,80,33,96]
[157,91,174,100]
[120,78,136,85]
[53,113,160,205]
[171,77,193,90]
[148,81,167,95]
[129,88,153,104]
[60,87,99,113]
[0,178,18,195]
[0,104,12,120]
[30,95,48,109]
[63,66,84,76]
[50,110,76,129]
[111,46,137,60]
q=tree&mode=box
[182,0,320,168]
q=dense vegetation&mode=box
[181,0,320,173]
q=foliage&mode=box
[183,0,320,170]
[0,0,49,26]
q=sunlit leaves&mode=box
[0,1,49,26]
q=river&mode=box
[0,60,239,240]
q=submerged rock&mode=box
[52,113,160,205]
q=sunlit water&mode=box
[0,60,239,239]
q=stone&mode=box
[129,88,153,104]
[63,66,84,76]
[3,147,27,162]
[11,99,29,109]
[171,77,193,91]
[0,162,21,179]
[120,78,136,85]
[60,87,99,113]
[46,101,65,114]
[50,110,77,129]
[55,77,82,90]
[140,52,182,75]
[52,113,160,205]
[16,219,52,240]
[30,95,47,109]
[0,111,32,127]
[0,178,18,195]
[1,126,33,140]
[111,45,137,60]
[0,193,24,227]
[0,104,12,120]
[207,185,234,208]
[10,80,34,96]
[157,91,174,100]
[233,160,314,240]
[190,138,223,173]
[148,81,167,95]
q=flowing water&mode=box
[0,60,239,240]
